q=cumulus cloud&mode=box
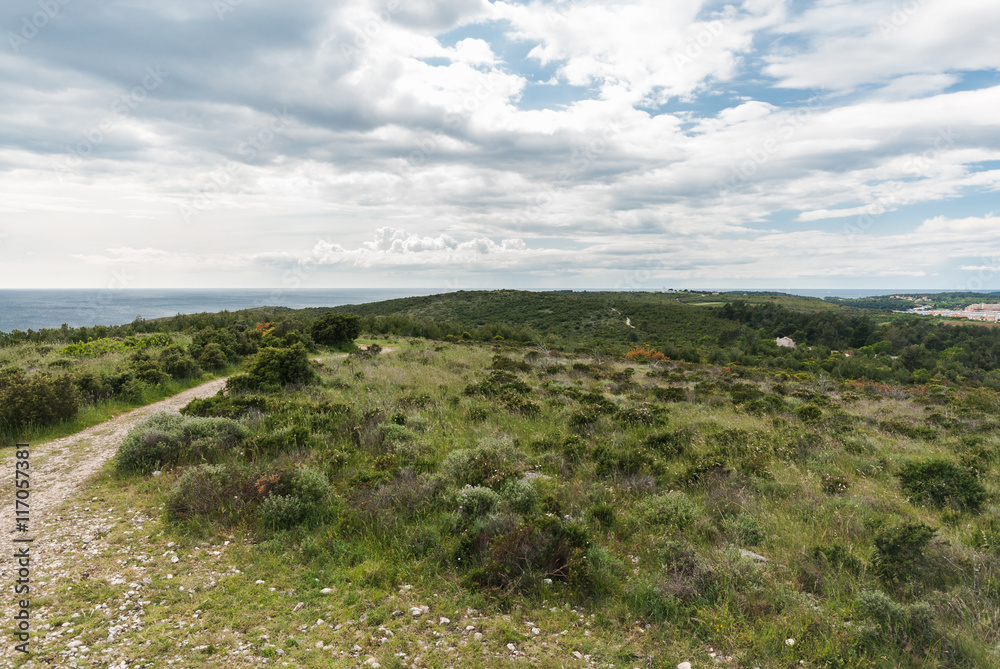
[1,0,998,290]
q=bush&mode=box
[872,521,936,585]
[197,343,228,370]
[796,404,823,422]
[457,485,502,518]
[645,427,694,458]
[228,343,316,392]
[310,312,362,347]
[128,351,170,385]
[652,387,686,402]
[463,516,596,593]
[615,403,664,426]
[181,395,268,419]
[260,494,308,530]
[165,463,255,523]
[114,412,248,474]
[290,465,333,506]
[159,345,201,379]
[896,459,986,514]
[0,372,80,433]
[638,492,701,531]
[440,436,525,489]
[501,477,540,515]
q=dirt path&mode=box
[6,348,390,535]
[11,377,229,534]
[1,349,392,664]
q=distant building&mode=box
[776,337,796,348]
[966,303,1000,312]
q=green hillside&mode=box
[322,290,727,350]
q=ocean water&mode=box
[0,288,440,333]
[0,287,974,333]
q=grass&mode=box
[13,334,1000,667]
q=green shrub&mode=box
[463,516,595,593]
[260,494,308,530]
[652,387,686,402]
[593,444,655,478]
[165,463,254,523]
[0,372,80,433]
[159,345,201,379]
[501,478,540,515]
[638,492,701,531]
[872,521,936,585]
[796,404,823,422]
[896,459,986,513]
[441,436,524,489]
[588,502,616,527]
[569,405,605,430]
[228,343,316,392]
[645,427,694,458]
[615,403,664,426]
[197,343,228,370]
[310,312,361,347]
[722,512,766,546]
[114,412,247,474]
[457,485,502,518]
[291,465,333,506]
[181,395,267,419]
[464,370,531,398]
[128,351,170,385]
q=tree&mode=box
[310,312,362,347]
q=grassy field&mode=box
[18,334,1000,668]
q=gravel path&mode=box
[1,350,390,665]
[9,377,229,533]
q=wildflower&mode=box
[786,638,795,647]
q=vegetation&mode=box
[89,332,1000,666]
[309,312,362,348]
[11,290,1000,666]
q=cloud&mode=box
[1,0,998,290]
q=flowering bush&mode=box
[625,347,668,362]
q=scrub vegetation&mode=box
[6,291,1000,667]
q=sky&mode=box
[1,0,999,293]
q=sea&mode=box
[0,288,440,333]
[0,287,974,334]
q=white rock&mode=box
[678,663,692,669]
[439,617,450,625]
[739,549,768,562]
[320,587,334,594]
